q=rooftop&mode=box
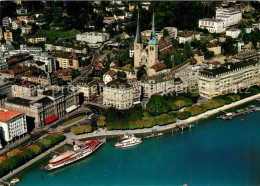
[0,108,24,122]
[200,60,259,77]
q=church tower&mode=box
[147,12,158,68]
[134,10,143,69]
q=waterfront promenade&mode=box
[2,141,66,181]
[71,93,260,140]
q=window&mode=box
[69,60,73,66]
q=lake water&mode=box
[14,101,260,185]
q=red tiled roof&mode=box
[158,37,172,50]
[151,62,167,72]
[104,17,116,20]
[0,108,24,122]
[179,31,200,38]
[106,70,116,78]
[159,46,176,60]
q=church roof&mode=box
[134,10,142,44]
[148,12,158,45]
[151,62,167,72]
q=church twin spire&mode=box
[134,10,157,45]
[148,12,158,45]
[134,9,142,44]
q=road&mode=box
[70,49,99,86]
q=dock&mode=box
[176,124,189,131]
[221,106,260,120]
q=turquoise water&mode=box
[15,102,260,185]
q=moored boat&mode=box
[10,178,19,184]
[119,133,134,140]
[115,136,142,148]
[45,139,106,171]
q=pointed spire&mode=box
[134,9,142,44]
[148,11,158,45]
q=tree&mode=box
[183,42,192,61]
[164,52,172,68]
[162,29,169,37]
[117,71,127,79]
[97,116,106,127]
[146,94,170,115]
[105,54,112,71]
[137,65,147,80]
[221,37,238,55]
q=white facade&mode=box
[26,36,46,43]
[0,108,27,143]
[216,7,242,27]
[103,81,134,110]
[21,26,32,35]
[198,61,260,98]
[179,32,200,44]
[76,32,110,44]
[2,17,12,27]
[226,29,241,38]
[161,27,178,39]
[12,20,22,30]
[33,53,57,73]
[199,18,225,33]
[245,27,254,34]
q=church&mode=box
[133,11,170,77]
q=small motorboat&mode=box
[10,178,19,184]
[157,133,163,136]
[240,118,244,122]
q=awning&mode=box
[45,115,58,124]
[65,105,77,113]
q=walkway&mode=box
[72,93,260,140]
[2,141,66,180]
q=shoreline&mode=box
[2,141,66,181]
[73,93,260,140]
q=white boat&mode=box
[119,133,134,140]
[115,136,142,148]
[10,178,19,184]
[256,97,260,101]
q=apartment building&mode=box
[216,7,242,27]
[103,80,134,110]
[198,60,260,98]
[33,53,57,73]
[179,31,200,44]
[4,30,13,42]
[198,18,225,33]
[0,108,27,144]
[226,28,241,38]
[76,32,110,44]
[55,52,81,70]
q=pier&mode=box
[221,106,260,120]
[176,124,189,131]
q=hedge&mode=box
[156,114,176,125]
[175,111,191,120]
[0,132,65,178]
[71,125,93,135]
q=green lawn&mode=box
[36,29,78,39]
[61,115,86,127]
